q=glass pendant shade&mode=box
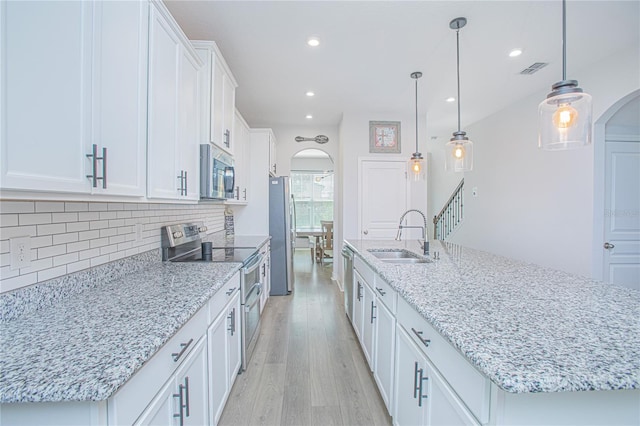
[409,153,424,181]
[538,80,592,150]
[445,132,473,172]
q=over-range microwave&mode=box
[200,144,235,200]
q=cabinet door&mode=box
[211,59,225,149]
[426,360,479,426]
[91,0,147,196]
[374,299,395,414]
[208,305,229,424]
[227,292,242,384]
[394,325,427,426]
[362,282,376,370]
[352,271,365,341]
[178,47,200,201]
[175,338,208,425]
[1,1,93,193]
[135,378,177,425]
[222,73,235,154]
[147,4,180,199]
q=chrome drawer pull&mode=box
[226,287,236,296]
[171,338,194,362]
[411,327,431,348]
[376,287,386,296]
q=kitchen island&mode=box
[345,238,640,425]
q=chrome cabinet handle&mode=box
[171,338,194,362]
[177,171,184,194]
[417,368,428,407]
[370,301,376,324]
[604,242,615,249]
[363,230,369,235]
[243,188,247,200]
[235,186,240,200]
[173,382,186,426]
[226,287,236,296]
[413,361,420,399]
[184,376,190,417]
[224,129,230,148]
[227,308,236,335]
[356,282,362,301]
[86,144,106,188]
[411,327,431,348]
[376,287,386,296]
[183,171,187,196]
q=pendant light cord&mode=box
[415,76,419,153]
[456,28,461,133]
[562,0,567,81]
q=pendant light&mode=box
[409,71,424,181]
[538,0,592,150]
[445,17,473,172]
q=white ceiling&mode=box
[165,1,639,137]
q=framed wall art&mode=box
[369,121,401,153]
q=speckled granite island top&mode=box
[0,253,241,403]
[345,239,640,394]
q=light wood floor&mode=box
[219,250,392,426]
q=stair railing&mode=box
[433,179,464,240]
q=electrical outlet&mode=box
[135,223,143,242]
[10,236,31,270]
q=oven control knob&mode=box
[172,231,184,239]
[199,226,208,233]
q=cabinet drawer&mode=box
[372,276,397,313]
[354,255,376,285]
[108,306,208,425]
[208,270,241,322]
[397,297,490,424]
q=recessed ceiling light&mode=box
[306,91,315,97]
[509,48,523,58]
[446,97,455,103]
[307,36,320,47]
[306,114,313,119]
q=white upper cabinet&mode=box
[147,2,201,201]
[0,1,148,197]
[192,41,238,155]
[226,109,250,204]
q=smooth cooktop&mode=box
[204,234,269,249]
[171,247,258,263]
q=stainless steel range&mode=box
[161,222,263,371]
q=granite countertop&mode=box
[345,239,640,394]
[0,255,241,403]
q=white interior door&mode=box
[603,139,640,290]
[359,159,407,239]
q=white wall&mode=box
[427,47,640,277]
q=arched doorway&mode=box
[289,149,334,267]
[593,90,640,290]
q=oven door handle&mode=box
[243,253,263,274]
[245,284,262,310]
[245,282,262,301]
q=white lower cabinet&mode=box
[208,290,241,424]
[373,298,395,414]
[361,280,376,370]
[136,337,208,426]
[352,270,365,341]
[394,325,477,426]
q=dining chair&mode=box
[319,221,334,264]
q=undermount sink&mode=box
[368,249,431,264]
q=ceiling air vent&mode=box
[519,62,548,75]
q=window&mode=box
[291,171,333,230]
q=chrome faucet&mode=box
[396,209,429,255]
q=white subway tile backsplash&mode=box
[67,221,90,232]
[1,200,225,293]
[0,214,19,227]
[52,233,79,245]
[0,225,37,239]
[52,212,79,223]
[67,241,91,253]
[37,265,66,282]
[19,213,52,226]
[78,230,100,241]
[36,223,66,236]
[0,273,37,292]
[78,212,100,221]
[0,201,35,214]
[53,252,79,267]
[64,202,89,212]
[35,202,65,213]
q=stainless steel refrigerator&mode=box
[269,176,295,295]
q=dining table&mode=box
[295,228,323,263]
